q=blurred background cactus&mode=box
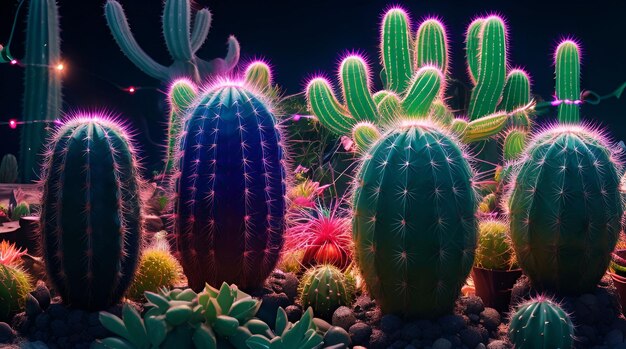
[40,115,143,310]
[174,82,286,291]
[105,0,239,84]
[0,154,18,183]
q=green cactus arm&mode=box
[467,16,507,120]
[340,56,378,123]
[462,111,508,143]
[244,61,272,92]
[380,8,413,92]
[498,69,531,112]
[163,0,193,61]
[373,90,402,124]
[450,118,469,138]
[105,0,168,81]
[353,122,381,152]
[415,19,448,74]
[190,9,211,53]
[503,129,527,161]
[401,67,443,118]
[429,99,454,126]
[556,40,581,123]
[465,18,485,84]
[306,78,355,135]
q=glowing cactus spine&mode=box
[40,116,143,310]
[555,40,581,123]
[165,79,197,173]
[509,297,574,349]
[174,82,286,291]
[20,0,62,182]
[507,126,622,294]
[105,0,239,83]
[353,123,477,317]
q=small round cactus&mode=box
[474,219,516,270]
[0,264,31,321]
[127,232,181,301]
[11,202,30,221]
[507,125,623,294]
[298,264,354,319]
[509,296,574,349]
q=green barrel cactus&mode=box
[507,125,623,294]
[353,122,477,317]
[509,296,574,349]
[127,246,181,301]
[0,154,18,183]
[0,264,31,322]
[298,264,355,319]
[555,40,581,124]
[40,116,143,310]
[474,219,516,270]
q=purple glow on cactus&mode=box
[168,77,197,94]
[382,6,411,22]
[554,38,582,63]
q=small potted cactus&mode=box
[471,218,521,312]
[609,240,626,313]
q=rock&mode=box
[11,313,29,333]
[88,325,109,338]
[439,314,466,334]
[469,314,480,323]
[369,328,389,349]
[432,337,453,349]
[0,322,16,343]
[604,328,623,346]
[480,308,501,331]
[380,314,403,333]
[67,310,84,325]
[47,304,68,320]
[87,313,100,327]
[34,313,50,330]
[487,340,510,349]
[282,272,299,302]
[332,306,356,331]
[464,296,485,315]
[30,282,51,310]
[401,321,422,341]
[25,294,42,317]
[353,295,376,313]
[349,322,372,346]
[256,292,289,326]
[475,344,487,349]
[323,326,351,347]
[365,308,382,325]
[50,319,68,337]
[460,327,483,348]
[422,323,442,340]
[578,325,598,344]
[284,305,302,324]
[19,341,49,349]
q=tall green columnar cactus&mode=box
[174,82,286,291]
[509,297,574,349]
[40,116,143,310]
[20,0,62,183]
[164,79,197,173]
[507,125,622,294]
[306,9,510,153]
[555,40,581,123]
[353,122,477,317]
[105,0,239,84]
[467,16,507,120]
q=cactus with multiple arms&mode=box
[306,9,513,152]
[40,115,143,310]
[105,0,239,83]
[298,265,355,319]
[174,82,286,291]
[507,125,623,294]
[353,122,477,317]
[508,296,574,349]
[20,0,62,182]
[555,40,581,123]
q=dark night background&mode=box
[1,0,625,175]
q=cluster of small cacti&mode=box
[0,242,31,321]
[474,219,516,270]
[96,282,328,349]
[173,81,286,291]
[508,296,574,348]
[40,115,143,310]
[10,201,30,221]
[298,264,355,319]
[126,232,182,301]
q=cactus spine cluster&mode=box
[353,122,477,317]
[507,126,622,294]
[555,40,581,123]
[20,0,62,183]
[474,219,515,270]
[509,297,574,349]
[0,154,18,183]
[105,0,239,83]
[306,9,512,152]
[298,264,354,319]
[174,82,286,291]
[0,264,31,322]
[40,116,143,310]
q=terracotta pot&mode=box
[471,266,522,312]
[610,249,626,315]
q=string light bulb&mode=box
[10,59,17,65]
[9,119,17,129]
[56,63,64,71]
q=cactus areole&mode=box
[353,121,477,317]
[40,117,142,310]
[174,82,286,291]
[508,125,623,294]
